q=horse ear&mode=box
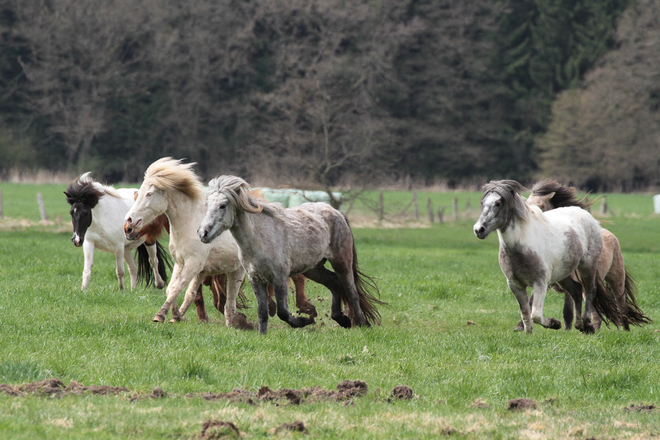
[63,191,69,197]
[541,192,555,202]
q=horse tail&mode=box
[135,241,173,287]
[155,241,173,284]
[592,276,624,328]
[135,244,154,287]
[621,269,652,329]
[342,216,387,326]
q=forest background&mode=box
[1,0,659,192]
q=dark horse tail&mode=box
[136,241,173,288]
[620,269,652,330]
[592,276,624,329]
[341,216,387,326]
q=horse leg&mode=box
[304,263,352,328]
[292,274,317,317]
[146,243,166,289]
[81,241,95,290]
[124,248,138,290]
[177,274,206,322]
[266,284,277,317]
[272,276,315,329]
[514,293,535,331]
[249,279,271,335]
[555,278,583,331]
[225,267,253,330]
[193,283,208,322]
[530,282,561,330]
[508,281,532,333]
[114,250,126,290]
[153,262,198,322]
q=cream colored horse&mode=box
[124,158,246,326]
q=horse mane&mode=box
[482,180,529,230]
[531,178,593,210]
[208,175,264,214]
[144,157,205,201]
[65,172,107,208]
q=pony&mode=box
[524,178,651,331]
[64,172,170,290]
[197,175,385,335]
[123,159,316,327]
[123,158,248,327]
[473,180,623,334]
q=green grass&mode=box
[1,184,660,438]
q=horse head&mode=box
[125,157,202,240]
[198,175,262,244]
[473,180,527,239]
[64,172,103,247]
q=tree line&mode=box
[2,0,646,191]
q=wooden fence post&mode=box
[37,193,48,221]
[378,191,384,222]
[438,206,446,223]
[413,191,419,220]
[452,197,458,221]
[600,195,608,215]
[426,198,434,223]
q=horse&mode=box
[524,178,651,331]
[473,180,623,334]
[122,158,316,328]
[64,172,170,291]
[197,175,385,335]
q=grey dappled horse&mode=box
[197,175,385,335]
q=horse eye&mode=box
[219,202,228,209]
[146,192,153,198]
[495,201,502,207]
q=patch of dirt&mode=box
[274,420,308,434]
[625,403,657,412]
[200,420,241,439]
[0,379,129,398]
[390,385,413,400]
[230,313,255,331]
[1,378,369,406]
[508,398,537,411]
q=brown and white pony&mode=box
[525,179,651,331]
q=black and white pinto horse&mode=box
[473,180,623,334]
[197,175,385,335]
[65,172,170,290]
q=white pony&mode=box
[123,158,247,327]
[64,172,168,290]
[473,180,623,334]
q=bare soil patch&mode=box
[507,398,537,411]
[0,378,128,397]
[200,420,241,439]
[625,403,657,412]
[390,385,413,400]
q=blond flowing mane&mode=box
[209,175,263,213]
[144,157,204,201]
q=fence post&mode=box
[426,198,434,223]
[378,191,384,222]
[452,197,458,221]
[413,191,419,220]
[37,193,49,221]
[438,206,446,223]
[600,195,608,215]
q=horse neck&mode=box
[92,194,131,231]
[164,191,205,243]
[229,209,263,261]
[496,217,527,249]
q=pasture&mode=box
[1,183,660,439]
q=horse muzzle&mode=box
[473,224,488,240]
[71,233,84,247]
[123,218,142,240]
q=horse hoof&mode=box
[579,323,595,334]
[514,323,524,331]
[548,318,562,330]
[298,304,318,318]
[335,315,352,329]
[153,315,165,323]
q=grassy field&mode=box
[1,183,660,439]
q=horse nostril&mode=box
[126,217,132,225]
